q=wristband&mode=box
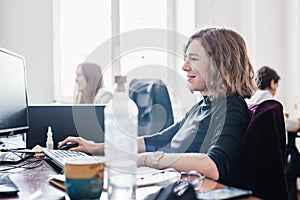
[146,151,164,169]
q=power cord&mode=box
[0,157,47,172]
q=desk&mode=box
[1,158,261,199]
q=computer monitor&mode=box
[27,105,105,149]
[0,48,29,136]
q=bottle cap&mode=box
[47,126,53,137]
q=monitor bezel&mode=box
[0,47,29,136]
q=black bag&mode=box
[286,145,300,176]
[144,181,197,200]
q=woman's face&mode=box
[75,65,87,92]
[269,79,279,96]
[182,39,210,95]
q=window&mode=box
[53,0,111,103]
[119,0,167,84]
[53,0,194,104]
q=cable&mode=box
[0,157,47,172]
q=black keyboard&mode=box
[42,148,89,169]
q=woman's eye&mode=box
[190,57,198,61]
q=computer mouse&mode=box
[58,143,79,150]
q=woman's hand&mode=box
[58,136,104,156]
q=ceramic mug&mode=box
[64,156,105,199]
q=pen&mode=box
[139,170,166,180]
[138,169,179,180]
[11,148,26,150]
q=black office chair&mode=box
[129,79,174,136]
[223,100,289,200]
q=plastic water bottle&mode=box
[105,76,138,200]
[46,126,54,149]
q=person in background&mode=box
[246,66,300,132]
[60,27,256,182]
[75,62,112,104]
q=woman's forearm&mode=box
[93,143,104,155]
[162,153,219,180]
[138,152,219,180]
[138,137,146,153]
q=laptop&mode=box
[27,104,105,149]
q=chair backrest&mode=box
[129,79,174,136]
[223,100,289,200]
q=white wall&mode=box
[255,0,300,115]
[0,0,53,104]
[0,0,299,114]
[195,0,300,115]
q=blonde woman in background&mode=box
[75,62,112,104]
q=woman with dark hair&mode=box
[75,62,112,104]
[61,27,257,182]
[246,66,280,103]
[247,66,300,132]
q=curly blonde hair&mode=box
[184,27,257,99]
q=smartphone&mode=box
[197,187,252,200]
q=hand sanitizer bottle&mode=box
[105,76,138,200]
[46,126,54,149]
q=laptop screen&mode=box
[27,104,105,149]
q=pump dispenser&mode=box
[46,126,54,149]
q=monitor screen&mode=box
[0,48,29,135]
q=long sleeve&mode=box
[94,88,113,104]
[143,122,181,152]
[143,100,206,152]
[207,96,251,180]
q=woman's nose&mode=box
[182,60,191,71]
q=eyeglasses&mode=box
[160,169,205,197]
[180,170,205,190]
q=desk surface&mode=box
[0,158,260,200]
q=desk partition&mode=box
[27,105,105,149]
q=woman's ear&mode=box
[269,79,278,96]
[270,80,276,89]
[270,79,279,89]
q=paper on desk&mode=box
[136,167,181,187]
[31,145,44,153]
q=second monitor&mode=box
[27,105,105,149]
